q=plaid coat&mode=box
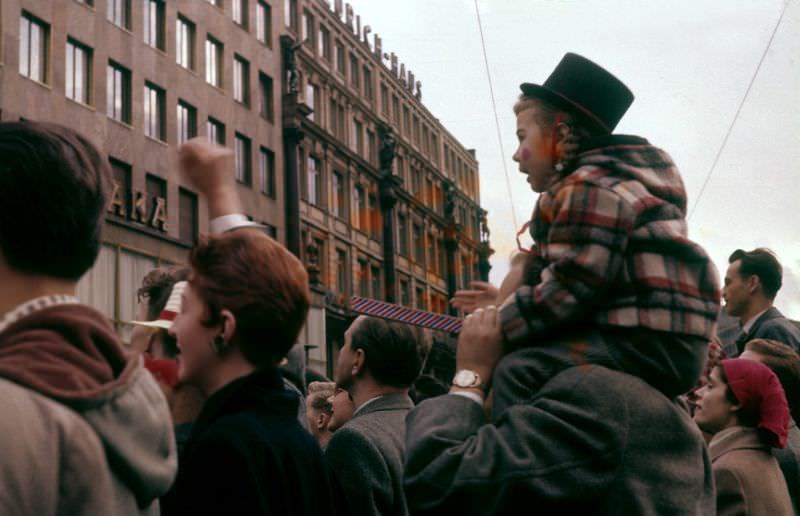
[501,135,720,347]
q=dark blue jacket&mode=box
[162,367,340,516]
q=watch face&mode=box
[454,370,478,387]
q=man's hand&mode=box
[455,305,503,391]
[450,281,499,314]
[178,138,241,218]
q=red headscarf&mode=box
[721,358,790,448]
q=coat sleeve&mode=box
[403,366,626,514]
[326,427,391,516]
[714,466,748,516]
[501,182,635,347]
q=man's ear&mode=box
[317,412,330,431]
[218,309,237,342]
[352,348,366,376]
[746,275,761,295]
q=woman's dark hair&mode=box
[0,121,111,279]
[190,231,310,367]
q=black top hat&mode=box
[520,53,634,134]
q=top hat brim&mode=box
[520,83,612,134]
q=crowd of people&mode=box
[1,51,799,515]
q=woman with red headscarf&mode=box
[694,358,793,515]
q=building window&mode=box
[19,12,49,84]
[207,117,225,145]
[411,168,421,197]
[358,260,368,297]
[205,36,223,87]
[302,10,314,45]
[413,223,423,263]
[143,82,165,141]
[109,158,132,218]
[233,0,248,29]
[395,155,404,178]
[258,72,274,122]
[403,106,410,136]
[416,286,425,310]
[141,173,168,231]
[234,133,252,185]
[461,255,470,289]
[380,84,389,115]
[354,184,365,230]
[143,0,165,50]
[397,213,408,256]
[349,53,359,88]
[107,61,131,124]
[368,193,380,239]
[318,24,330,60]
[363,66,373,100]
[256,1,271,46]
[66,38,92,105]
[367,130,376,166]
[439,238,447,277]
[307,156,321,206]
[392,95,400,126]
[305,82,316,122]
[336,249,348,295]
[233,54,250,106]
[351,119,363,155]
[428,233,437,273]
[335,40,345,74]
[284,0,297,30]
[177,100,197,145]
[400,279,410,307]
[332,171,345,218]
[176,15,195,69]
[107,0,131,30]
[371,266,381,299]
[179,188,198,244]
[413,116,421,145]
[259,147,275,198]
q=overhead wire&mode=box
[473,0,519,230]
[688,0,791,221]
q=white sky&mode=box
[344,0,800,319]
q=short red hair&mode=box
[189,230,310,367]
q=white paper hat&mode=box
[129,281,187,330]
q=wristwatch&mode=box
[452,369,483,389]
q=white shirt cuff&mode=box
[450,391,484,406]
[209,214,267,235]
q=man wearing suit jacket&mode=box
[326,316,426,516]
[723,248,800,356]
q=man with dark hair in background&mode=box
[723,248,800,355]
[741,338,800,513]
[0,121,177,514]
[326,315,427,516]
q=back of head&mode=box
[745,339,800,422]
[729,248,782,300]
[189,230,310,368]
[0,121,111,279]
[350,316,427,389]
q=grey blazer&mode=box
[404,347,714,515]
[326,393,413,516]
[732,306,800,356]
